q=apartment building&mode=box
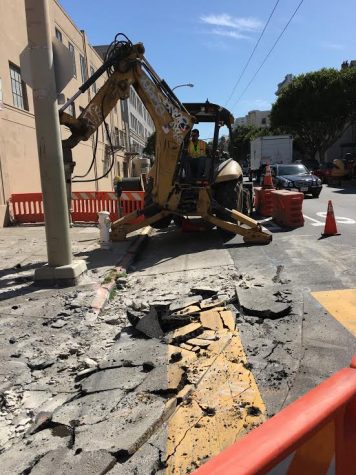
[0,0,128,226]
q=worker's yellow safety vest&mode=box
[188,140,207,158]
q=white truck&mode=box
[249,135,293,179]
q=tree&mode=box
[270,68,356,162]
[143,132,156,157]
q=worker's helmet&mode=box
[113,175,122,184]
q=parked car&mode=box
[270,163,322,198]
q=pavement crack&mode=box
[165,414,205,465]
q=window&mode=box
[90,66,96,94]
[119,130,125,147]
[103,147,111,174]
[114,127,120,146]
[80,54,87,83]
[9,62,28,111]
[55,28,62,42]
[68,43,77,78]
[67,99,75,117]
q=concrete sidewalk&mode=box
[0,224,149,460]
[0,224,146,300]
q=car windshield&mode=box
[277,164,309,175]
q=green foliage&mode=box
[271,68,356,162]
[102,268,118,284]
[143,132,156,156]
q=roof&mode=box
[183,102,234,126]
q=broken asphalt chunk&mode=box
[135,308,164,339]
[174,305,201,317]
[127,308,146,327]
[136,365,185,395]
[219,310,236,331]
[27,358,55,371]
[80,367,147,394]
[0,428,71,474]
[26,411,52,435]
[106,442,160,474]
[164,322,203,345]
[169,295,203,313]
[190,286,218,298]
[30,447,117,475]
[74,393,176,455]
[52,389,126,426]
[200,296,228,310]
[199,309,224,331]
[237,286,292,319]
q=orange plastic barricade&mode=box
[10,191,145,224]
[193,355,356,475]
[10,193,44,223]
[254,187,274,217]
[271,189,304,228]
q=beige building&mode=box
[246,110,270,128]
[0,0,129,226]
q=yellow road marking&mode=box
[164,329,266,474]
[311,289,356,336]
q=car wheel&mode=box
[311,191,321,198]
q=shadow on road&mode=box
[132,225,250,272]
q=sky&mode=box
[58,0,356,140]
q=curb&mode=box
[90,227,151,315]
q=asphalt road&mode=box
[226,181,356,413]
[132,182,356,418]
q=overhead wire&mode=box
[230,0,304,112]
[225,0,281,107]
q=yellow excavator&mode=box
[59,34,271,244]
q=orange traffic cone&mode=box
[322,200,340,237]
[262,164,274,189]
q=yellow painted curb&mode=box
[164,329,266,474]
[311,288,356,336]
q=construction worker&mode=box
[186,129,210,182]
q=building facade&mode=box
[0,0,128,226]
[233,110,270,129]
[246,110,270,128]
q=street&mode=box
[126,181,356,419]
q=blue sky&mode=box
[59,0,355,139]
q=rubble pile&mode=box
[0,267,297,474]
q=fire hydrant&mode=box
[98,211,111,249]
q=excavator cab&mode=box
[177,102,238,186]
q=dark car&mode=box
[270,163,323,198]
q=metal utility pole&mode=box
[24,0,86,283]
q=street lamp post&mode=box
[172,83,194,91]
